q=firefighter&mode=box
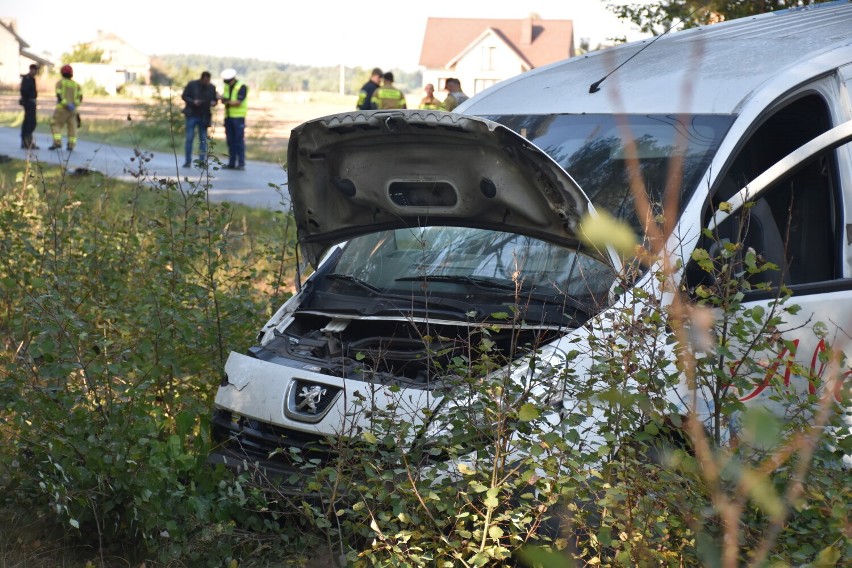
[49,65,83,151]
[356,67,382,110]
[372,72,406,110]
[418,83,443,110]
[20,64,40,150]
[441,78,469,112]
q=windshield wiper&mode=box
[396,274,592,322]
[323,273,481,318]
[324,273,384,295]
[396,274,519,291]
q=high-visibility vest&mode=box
[222,80,248,118]
[373,86,406,110]
[55,78,82,107]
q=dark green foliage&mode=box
[0,159,302,564]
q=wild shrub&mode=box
[0,158,303,564]
[268,207,851,566]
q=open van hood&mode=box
[287,110,592,268]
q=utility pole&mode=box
[339,64,345,96]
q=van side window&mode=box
[711,95,839,288]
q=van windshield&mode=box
[306,226,615,325]
[484,114,734,239]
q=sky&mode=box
[3,0,647,70]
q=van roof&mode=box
[463,1,852,116]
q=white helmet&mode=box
[220,68,237,81]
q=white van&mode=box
[209,2,852,481]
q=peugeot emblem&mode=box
[284,379,342,424]
[296,385,326,413]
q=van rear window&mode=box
[484,114,734,241]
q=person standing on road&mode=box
[372,72,406,110]
[181,71,218,168]
[20,64,40,150]
[356,67,383,110]
[49,64,82,151]
[417,83,442,110]
[441,78,469,112]
[219,68,248,170]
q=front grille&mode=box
[210,409,340,466]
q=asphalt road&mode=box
[0,127,289,211]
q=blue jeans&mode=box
[224,117,245,167]
[184,116,208,165]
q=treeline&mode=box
[151,54,422,94]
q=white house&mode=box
[69,31,151,94]
[419,17,574,98]
[0,18,52,87]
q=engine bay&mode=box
[252,311,561,388]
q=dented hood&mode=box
[287,110,592,268]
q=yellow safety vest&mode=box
[222,80,248,118]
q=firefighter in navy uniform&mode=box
[49,65,82,151]
[356,67,382,110]
[20,64,39,149]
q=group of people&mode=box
[180,68,248,170]
[20,64,469,166]
[19,63,83,151]
[356,68,469,112]
[18,65,249,171]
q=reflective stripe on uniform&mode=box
[55,79,81,107]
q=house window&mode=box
[481,46,495,71]
[474,79,497,94]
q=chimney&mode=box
[521,17,533,46]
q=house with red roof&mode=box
[418,16,574,99]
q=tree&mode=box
[607,0,834,35]
[61,42,106,64]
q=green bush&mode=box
[0,159,302,564]
[255,210,851,566]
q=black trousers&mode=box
[21,100,37,140]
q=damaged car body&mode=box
[209,111,620,482]
[210,2,852,487]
